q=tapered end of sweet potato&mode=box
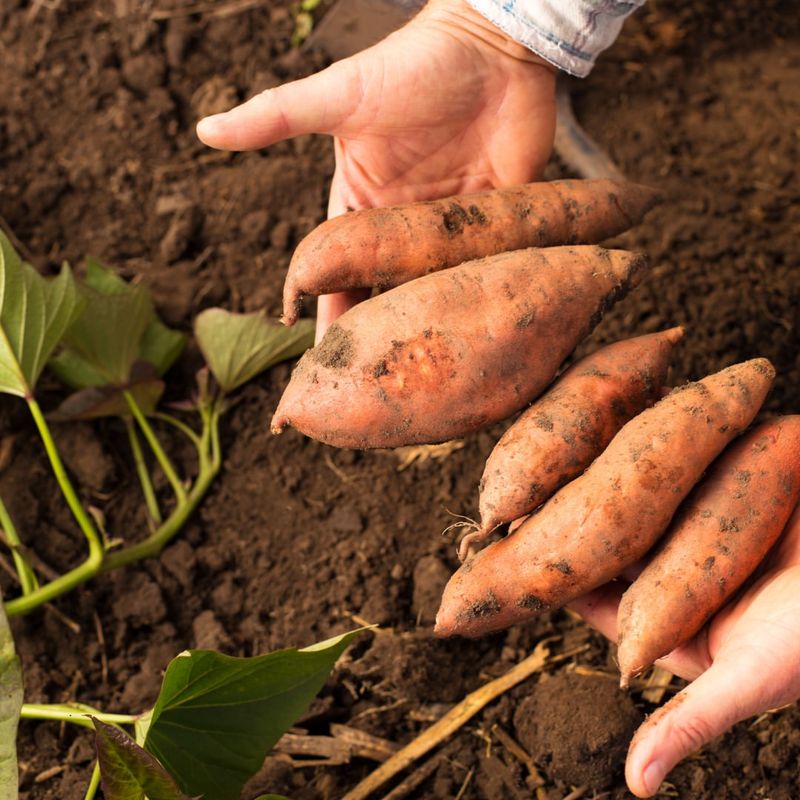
[663,325,685,345]
[281,282,301,326]
[616,182,664,225]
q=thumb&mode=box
[625,647,770,797]
[196,58,360,150]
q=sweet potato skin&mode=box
[282,179,661,323]
[272,246,646,449]
[616,416,800,686]
[467,328,684,559]
[434,359,776,639]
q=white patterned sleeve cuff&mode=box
[464,0,646,77]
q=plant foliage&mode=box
[0,231,83,398]
[143,630,362,800]
[0,598,23,796]
[194,308,314,394]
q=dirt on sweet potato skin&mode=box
[2,1,800,799]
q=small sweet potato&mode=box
[461,328,684,560]
[616,416,800,687]
[434,359,776,639]
[271,246,646,449]
[282,178,661,324]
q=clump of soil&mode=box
[514,672,643,788]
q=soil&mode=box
[1,1,798,799]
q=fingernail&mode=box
[643,760,664,796]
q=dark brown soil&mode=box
[1,1,799,799]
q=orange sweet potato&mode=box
[460,328,685,560]
[282,178,661,324]
[271,246,646,449]
[434,359,776,638]
[616,416,800,687]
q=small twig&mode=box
[43,603,81,636]
[33,765,65,783]
[381,754,443,800]
[93,612,109,685]
[641,665,674,704]
[561,785,589,800]
[453,766,475,800]
[342,638,556,800]
[490,724,546,790]
[149,0,265,20]
[331,724,400,762]
[323,451,357,485]
[350,699,408,724]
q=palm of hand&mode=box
[325,10,557,212]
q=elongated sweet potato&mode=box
[434,359,776,638]
[461,328,685,560]
[272,246,646,449]
[282,178,661,324]
[616,416,800,687]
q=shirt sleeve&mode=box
[464,0,646,77]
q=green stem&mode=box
[124,390,187,505]
[4,402,223,615]
[0,494,38,594]
[126,419,162,525]
[152,411,202,450]
[84,762,101,800]
[27,398,105,564]
[1,398,109,613]
[21,703,138,728]
[101,405,222,571]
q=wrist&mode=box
[417,0,559,72]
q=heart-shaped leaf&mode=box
[0,597,23,796]
[61,283,153,386]
[144,629,362,800]
[194,309,314,394]
[49,258,185,390]
[93,718,188,800]
[0,231,83,398]
[84,258,186,377]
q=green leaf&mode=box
[194,309,314,394]
[0,597,23,796]
[93,718,188,800]
[61,282,153,386]
[49,362,165,422]
[49,259,185,390]
[0,231,83,397]
[84,259,186,377]
[144,629,362,800]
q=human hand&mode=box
[196,0,556,340]
[571,502,800,797]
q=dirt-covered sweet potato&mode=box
[616,416,800,687]
[459,328,685,560]
[282,179,661,324]
[272,246,647,449]
[434,359,776,638]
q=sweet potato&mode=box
[282,178,661,324]
[434,359,776,639]
[271,246,646,449]
[460,328,685,560]
[616,416,800,687]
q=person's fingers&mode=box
[315,291,370,343]
[197,58,360,151]
[625,645,783,797]
[568,581,625,642]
